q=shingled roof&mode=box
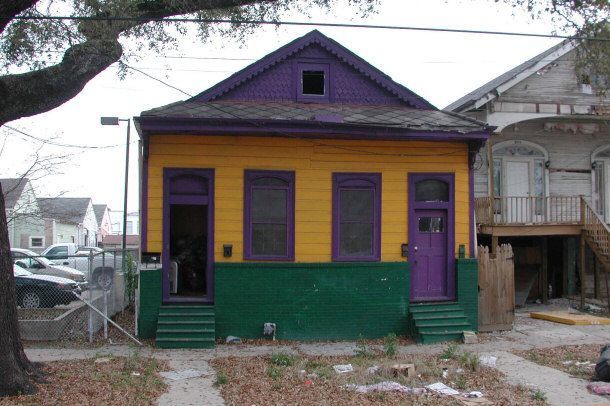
[38,197,91,224]
[93,204,108,225]
[445,40,573,112]
[1,178,29,209]
[142,100,490,134]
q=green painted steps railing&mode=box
[155,305,215,349]
[409,302,472,344]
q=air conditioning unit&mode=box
[169,260,178,294]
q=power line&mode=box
[3,125,133,149]
[7,15,610,42]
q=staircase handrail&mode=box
[581,196,610,257]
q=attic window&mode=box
[303,70,325,95]
[297,62,330,102]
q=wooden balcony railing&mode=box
[475,196,583,226]
[582,197,610,258]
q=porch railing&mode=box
[582,197,610,258]
[475,196,582,226]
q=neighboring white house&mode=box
[446,39,610,304]
[93,204,113,242]
[38,197,99,247]
[109,210,139,235]
[1,178,46,252]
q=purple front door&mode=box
[410,210,448,301]
[408,173,455,302]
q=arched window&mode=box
[492,141,547,200]
[591,145,610,218]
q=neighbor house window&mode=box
[244,170,295,260]
[332,173,381,261]
[29,237,44,248]
[297,62,330,103]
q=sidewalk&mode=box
[24,303,610,406]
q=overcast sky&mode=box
[0,0,563,213]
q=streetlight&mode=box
[100,116,130,269]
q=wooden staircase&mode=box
[582,199,610,271]
[155,304,215,349]
[409,302,472,344]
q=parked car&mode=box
[41,243,122,290]
[13,264,82,309]
[11,248,88,287]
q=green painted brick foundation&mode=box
[138,268,163,339]
[455,258,478,332]
[215,262,410,341]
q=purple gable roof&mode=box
[191,30,435,110]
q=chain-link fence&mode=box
[12,248,139,342]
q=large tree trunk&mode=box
[0,183,45,396]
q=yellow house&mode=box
[135,30,492,348]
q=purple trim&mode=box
[190,30,434,109]
[162,168,215,303]
[468,144,476,259]
[243,170,295,261]
[332,173,381,262]
[140,135,149,252]
[408,173,455,301]
[296,62,331,103]
[136,116,492,142]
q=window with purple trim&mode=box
[332,173,381,261]
[297,62,330,103]
[244,170,295,260]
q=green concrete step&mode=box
[409,303,463,312]
[155,337,216,349]
[416,323,471,334]
[155,305,215,349]
[413,316,469,326]
[419,331,465,345]
[411,309,466,319]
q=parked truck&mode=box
[41,243,123,290]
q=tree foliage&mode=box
[497,0,609,94]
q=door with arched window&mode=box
[492,141,547,223]
[163,168,215,303]
[592,146,610,222]
[408,173,455,302]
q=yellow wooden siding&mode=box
[146,135,471,261]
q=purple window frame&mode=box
[243,170,295,261]
[332,173,381,262]
[296,62,330,103]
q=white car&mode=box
[11,248,88,287]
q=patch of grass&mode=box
[215,371,228,385]
[441,343,460,360]
[454,373,468,389]
[270,352,298,367]
[532,389,547,401]
[383,333,398,357]
[354,335,375,359]
[266,365,284,380]
[459,351,481,372]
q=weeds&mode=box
[441,343,460,360]
[270,352,297,367]
[354,335,375,359]
[215,371,228,385]
[266,365,283,380]
[383,333,398,357]
[532,389,547,401]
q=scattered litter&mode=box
[463,391,484,398]
[226,335,242,344]
[307,373,318,378]
[576,361,593,366]
[305,380,312,386]
[440,358,450,362]
[131,372,140,376]
[479,356,497,368]
[344,381,425,394]
[562,361,573,365]
[392,363,415,377]
[333,364,354,374]
[299,370,306,374]
[366,365,380,374]
[463,331,478,344]
[456,368,465,373]
[587,381,610,395]
[585,304,603,312]
[94,357,112,364]
[442,368,449,378]
[158,369,211,381]
[426,382,460,395]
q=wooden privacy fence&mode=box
[478,244,514,332]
